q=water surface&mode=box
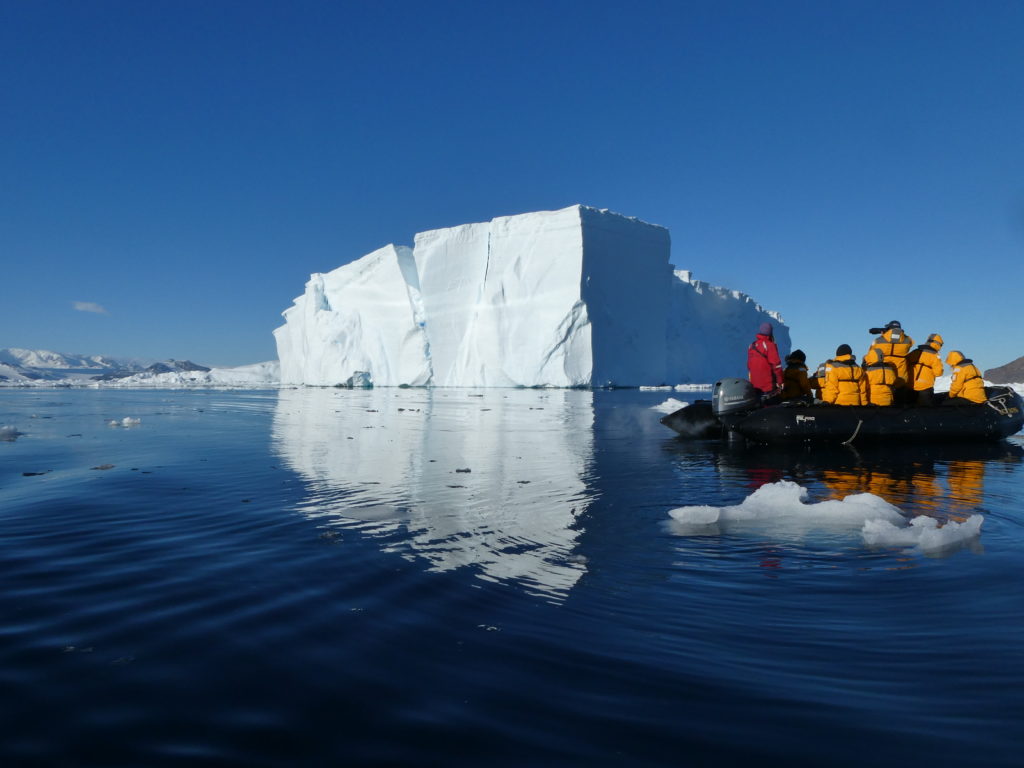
[2,388,1022,766]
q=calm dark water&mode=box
[2,388,1023,767]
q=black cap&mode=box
[787,349,806,362]
[886,320,902,329]
[836,344,852,356]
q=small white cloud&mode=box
[72,301,108,315]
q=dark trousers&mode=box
[913,388,934,406]
[893,386,911,406]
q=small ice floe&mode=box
[669,481,903,529]
[107,417,141,428]
[652,398,689,414]
[667,480,982,553]
[1,425,24,442]
[862,515,984,554]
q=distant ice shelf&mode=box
[275,204,790,388]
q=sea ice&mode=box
[862,514,984,553]
[652,398,689,414]
[669,481,985,552]
[669,481,905,528]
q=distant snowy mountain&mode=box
[0,348,145,371]
[0,349,279,388]
[0,360,62,382]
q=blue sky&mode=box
[3,0,1023,369]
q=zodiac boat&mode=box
[660,378,1024,445]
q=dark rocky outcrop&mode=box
[984,356,1024,384]
[145,360,211,374]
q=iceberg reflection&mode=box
[272,388,596,600]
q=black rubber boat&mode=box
[660,378,1024,445]
[659,399,723,439]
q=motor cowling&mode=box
[712,378,761,422]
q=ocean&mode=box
[2,388,1023,766]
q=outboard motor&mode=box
[712,378,762,428]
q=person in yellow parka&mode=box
[862,348,898,406]
[945,350,987,404]
[867,320,914,402]
[823,344,868,405]
[781,349,813,401]
[810,360,829,401]
[906,333,944,406]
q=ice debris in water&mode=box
[862,515,984,552]
[669,481,905,527]
[1,425,24,441]
[107,417,141,427]
[652,398,689,414]
[668,480,983,553]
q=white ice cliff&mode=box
[275,205,789,387]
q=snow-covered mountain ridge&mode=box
[0,348,145,371]
[0,353,279,389]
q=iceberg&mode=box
[275,205,789,387]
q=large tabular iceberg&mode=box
[275,205,789,387]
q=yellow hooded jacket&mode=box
[946,351,986,404]
[863,348,898,406]
[782,362,812,400]
[810,361,829,400]
[907,333,944,391]
[868,328,915,387]
[824,354,868,406]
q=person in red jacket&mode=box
[747,321,783,397]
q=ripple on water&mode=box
[2,389,1024,767]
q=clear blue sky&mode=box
[3,0,1023,369]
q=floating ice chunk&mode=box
[862,515,984,553]
[652,398,689,414]
[108,417,141,427]
[1,425,24,441]
[669,505,720,524]
[345,372,373,388]
[670,481,904,527]
[668,480,908,547]
[668,481,984,553]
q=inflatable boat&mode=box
[660,378,1024,445]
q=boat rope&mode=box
[842,419,863,445]
[986,393,1011,417]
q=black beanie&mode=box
[836,344,852,356]
[787,349,806,363]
